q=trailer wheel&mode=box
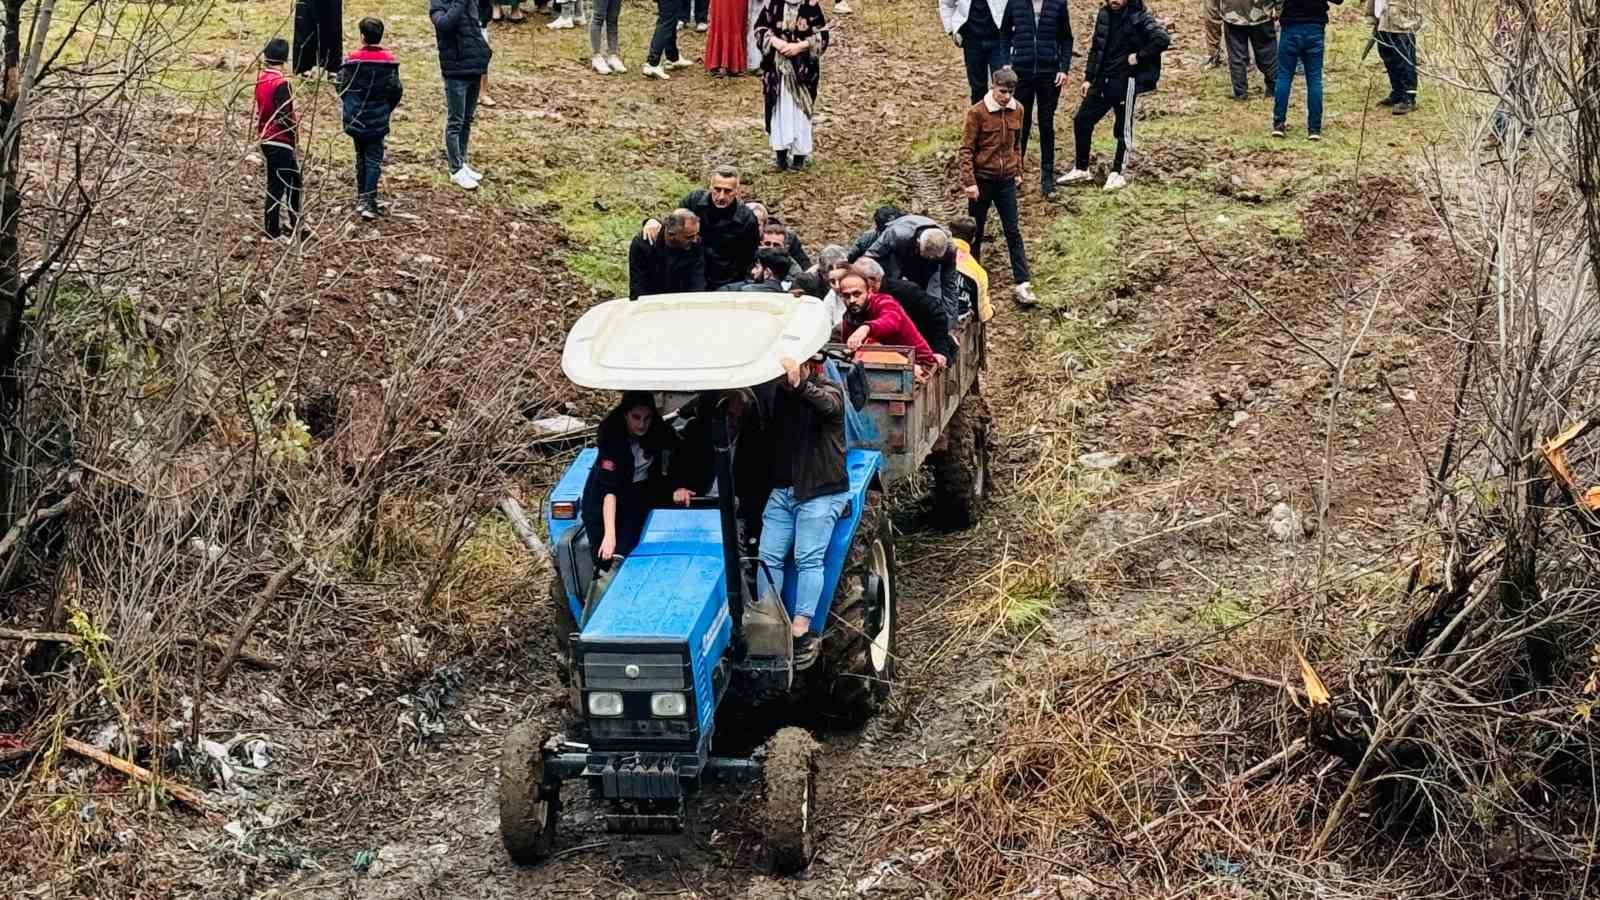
[808,494,897,728]
[763,726,820,874]
[930,391,990,531]
[499,721,561,864]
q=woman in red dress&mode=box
[703,0,748,75]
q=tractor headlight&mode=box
[588,691,624,717]
[650,692,687,717]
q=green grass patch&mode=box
[999,568,1061,634]
[1197,588,1253,630]
[531,168,697,296]
[909,122,962,163]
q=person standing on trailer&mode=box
[1057,0,1168,192]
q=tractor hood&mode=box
[562,293,833,392]
[579,508,732,648]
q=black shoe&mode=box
[1232,93,1248,101]
[1377,96,1398,107]
[775,150,789,171]
[790,154,807,169]
[1392,101,1415,116]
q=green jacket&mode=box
[1220,0,1279,26]
[1365,0,1423,32]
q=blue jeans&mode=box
[1273,23,1326,134]
[758,487,851,628]
[443,76,479,173]
[352,135,384,204]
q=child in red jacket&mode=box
[253,38,304,241]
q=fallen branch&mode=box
[0,489,76,561]
[61,736,214,820]
[211,556,307,682]
[0,627,79,644]
[174,635,280,671]
[1120,738,1307,843]
[499,495,553,572]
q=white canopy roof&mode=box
[561,293,833,391]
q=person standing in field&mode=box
[1001,0,1074,196]
[755,0,829,171]
[431,0,494,189]
[959,67,1037,307]
[1219,0,1277,101]
[337,17,404,220]
[1272,0,1343,139]
[642,0,699,78]
[1058,0,1168,192]
[705,0,750,75]
[1366,0,1421,115]
[589,0,627,74]
[293,0,343,76]
[940,0,1011,104]
[254,38,306,242]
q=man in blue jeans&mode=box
[430,0,492,189]
[758,354,849,668]
[1272,0,1343,140]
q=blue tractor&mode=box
[499,293,988,872]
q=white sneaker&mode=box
[592,54,611,74]
[548,15,574,28]
[1056,168,1092,184]
[451,169,479,190]
[1103,172,1128,192]
[834,0,853,12]
[462,163,484,180]
[641,63,670,80]
[666,57,695,69]
[1013,282,1039,306]
[607,55,626,73]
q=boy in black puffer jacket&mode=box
[1057,0,1168,192]
[337,18,404,220]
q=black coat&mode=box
[580,413,679,560]
[1083,0,1168,95]
[881,277,956,361]
[681,189,760,289]
[1003,0,1074,77]
[430,0,493,79]
[672,392,777,535]
[628,233,706,300]
[337,48,403,139]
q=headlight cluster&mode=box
[585,691,688,717]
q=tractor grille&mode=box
[582,653,685,690]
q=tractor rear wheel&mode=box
[763,726,820,874]
[930,390,991,531]
[499,721,561,864]
[807,494,897,728]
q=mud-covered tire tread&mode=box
[807,495,896,728]
[764,726,819,874]
[499,721,559,864]
[930,392,990,531]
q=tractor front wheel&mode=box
[499,721,561,864]
[763,726,820,874]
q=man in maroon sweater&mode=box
[837,270,939,381]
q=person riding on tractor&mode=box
[582,391,679,566]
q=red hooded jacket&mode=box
[844,293,939,369]
[254,68,297,148]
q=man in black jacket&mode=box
[671,388,775,546]
[1002,0,1074,196]
[628,209,705,299]
[430,0,492,190]
[757,354,849,664]
[1057,0,1168,192]
[642,166,761,289]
